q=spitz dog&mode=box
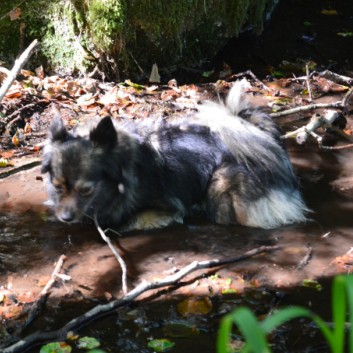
[41,81,308,231]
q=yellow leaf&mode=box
[12,134,20,146]
[321,9,338,15]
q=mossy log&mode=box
[0,0,277,81]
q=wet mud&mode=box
[0,140,353,352]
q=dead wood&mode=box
[12,255,67,338]
[270,101,344,118]
[1,245,279,353]
[0,39,39,103]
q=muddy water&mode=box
[0,147,353,353]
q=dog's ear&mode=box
[90,116,117,149]
[49,112,70,143]
[41,150,52,173]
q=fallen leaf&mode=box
[1,151,14,159]
[39,342,72,353]
[21,69,35,77]
[12,134,20,146]
[0,158,14,167]
[177,296,213,317]
[76,93,96,106]
[76,336,101,349]
[35,65,45,79]
[9,7,21,20]
[147,338,175,352]
[302,279,322,291]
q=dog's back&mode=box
[42,81,309,230]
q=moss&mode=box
[124,0,271,74]
[87,0,125,53]
[0,0,277,79]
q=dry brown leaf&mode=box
[1,151,14,159]
[35,65,45,79]
[9,7,21,21]
[177,297,213,317]
[20,69,34,77]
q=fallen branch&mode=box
[291,70,353,86]
[12,255,68,338]
[270,101,343,118]
[281,110,353,147]
[1,245,279,353]
[0,39,39,103]
[312,70,353,86]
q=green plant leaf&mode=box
[331,276,347,352]
[217,315,234,353]
[261,306,312,333]
[339,275,353,352]
[77,336,101,349]
[227,307,271,353]
[39,342,72,353]
[147,338,175,352]
[302,279,322,291]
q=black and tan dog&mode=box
[41,81,309,230]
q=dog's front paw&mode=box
[121,210,183,231]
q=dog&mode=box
[41,80,309,231]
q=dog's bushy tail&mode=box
[197,80,290,176]
[198,80,309,228]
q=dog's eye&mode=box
[78,185,94,197]
[54,185,64,194]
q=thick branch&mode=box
[0,39,39,103]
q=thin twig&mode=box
[41,255,67,295]
[320,143,353,150]
[305,63,313,102]
[296,246,313,270]
[342,86,353,107]
[13,255,67,337]
[2,245,279,353]
[94,215,128,294]
[270,101,343,118]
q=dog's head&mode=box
[42,115,122,223]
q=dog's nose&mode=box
[59,210,75,223]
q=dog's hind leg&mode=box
[206,164,307,229]
[206,165,247,226]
